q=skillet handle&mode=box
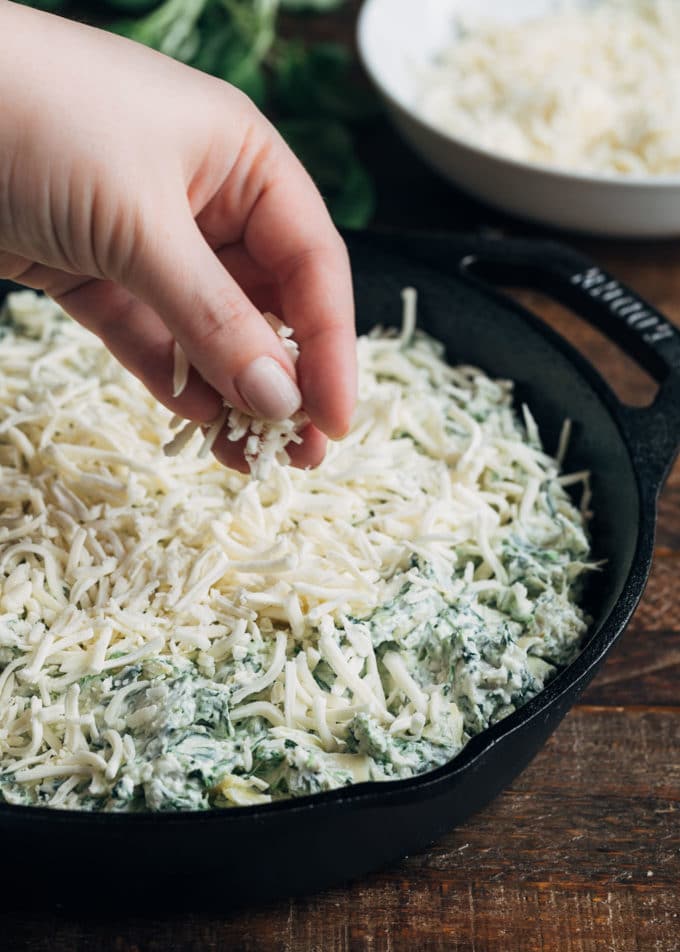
[455,238,680,492]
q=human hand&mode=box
[0,1,356,469]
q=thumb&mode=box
[124,212,302,421]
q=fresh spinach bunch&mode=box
[113,0,278,104]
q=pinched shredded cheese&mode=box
[166,312,307,479]
[0,289,594,811]
[420,0,680,176]
[172,342,189,399]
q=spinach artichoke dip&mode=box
[0,290,594,811]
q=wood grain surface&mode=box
[3,4,680,951]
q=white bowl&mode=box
[357,0,680,237]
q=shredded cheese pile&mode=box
[419,0,680,176]
[0,290,593,811]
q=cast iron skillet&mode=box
[0,232,679,907]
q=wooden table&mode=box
[5,5,680,951]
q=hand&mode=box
[0,1,357,470]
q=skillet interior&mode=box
[349,237,639,638]
[0,235,665,907]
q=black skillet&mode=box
[1,231,679,907]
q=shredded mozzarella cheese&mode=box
[166,312,307,479]
[0,289,594,811]
[172,342,189,398]
[419,0,680,176]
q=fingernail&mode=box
[236,356,302,420]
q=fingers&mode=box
[123,211,302,423]
[18,242,335,477]
[212,246,349,461]
[56,276,328,471]
[55,241,345,470]
[196,241,355,444]
[295,319,357,440]
[213,244,282,317]
[241,141,357,439]
[194,127,357,440]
